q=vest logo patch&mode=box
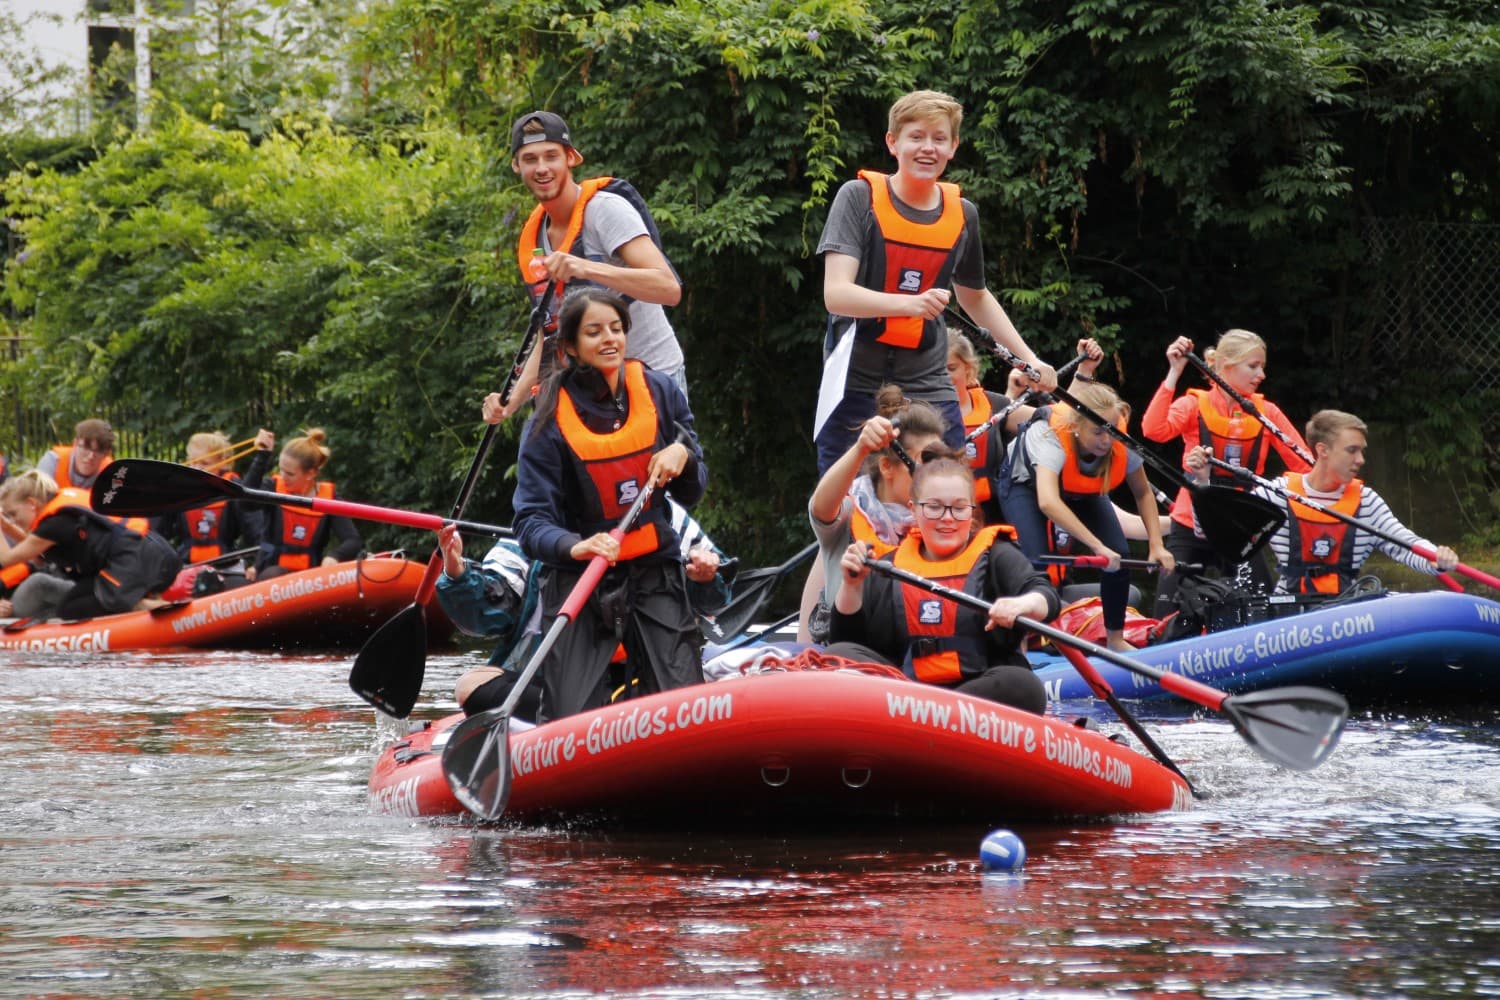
[292,525,309,542]
[1310,534,1335,559]
[897,268,923,293]
[918,599,944,625]
[616,479,641,508]
[964,441,978,460]
[193,511,218,536]
[1053,527,1072,548]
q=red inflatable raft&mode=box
[0,557,452,653]
[369,666,1194,826]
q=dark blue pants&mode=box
[1001,484,1130,630]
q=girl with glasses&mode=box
[1003,381,1173,652]
[829,457,1056,714]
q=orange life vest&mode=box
[961,387,997,504]
[29,487,128,579]
[516,176,618,317]
[1190,389,1269,484]
[186,502,229,564]
[891,524,1015,685]
[1050,405,1129,497]
[1,561,29,590]
[48,445,114,491]
[46,445,153,534]
[856,169,965,350]
[555,360,663,561]
[1282,472,1363,594]
[269,478,336,572]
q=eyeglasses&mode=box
[73,440,106,455]
[915,500,975,521]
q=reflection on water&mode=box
[1,648,1497,998]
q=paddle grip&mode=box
[1412,544,1500,591]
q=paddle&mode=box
[964,350,1090,444]
[696,541,817,645]
[863,558,1348,771]
[90,459,516,538]
[1186,351,1315,465]
[349,286,557,717]
[189,545,260,569]
[441,482,657,820]
[946,312,1285,563]
[1209,457,1494,593]
[1035,553,1201,573]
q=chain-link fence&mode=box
[1366,218,1500,525]
[1366,218,1500,392]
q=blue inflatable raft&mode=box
[1032,590,1500,707]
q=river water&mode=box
[3,646,1498,999]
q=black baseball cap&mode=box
[509,110,582,160]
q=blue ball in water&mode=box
[979,829,1026,872]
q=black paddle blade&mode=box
[441,708,512,820]
[1221,686,1349,771]
[696,543,816,644]
[347,603,428,718]
[91,459,239,517]
[1193,485,1286,562]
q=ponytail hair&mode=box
[1203,328,1266,371]
[282,428,331,475]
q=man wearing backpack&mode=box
[494,110,687,419]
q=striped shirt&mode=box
[1254,477,1440,591]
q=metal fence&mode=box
[1,336,200,470]
[1366,218,1500,393]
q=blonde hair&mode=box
[1203,329,1267,371]
[946,331,982,388]
[1061,382,1126,493]
[186,431,233,471]
[888,90,962,137]
[1305,410,1367,451]
[0,469,59,507]
[281,428,331,474]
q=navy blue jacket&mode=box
[513,364,706,567]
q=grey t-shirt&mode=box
[817,176,985,399]
[539,189,684,377]
[1010,418,1143,486]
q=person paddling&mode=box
[0,470,181,619]
[830,457,1057,714]
[505,288,706,723]
[243,428,362,581]
[1142,329,1311,614]
[439,497,733,721]
[1188,409,1458,595]
[1002,382,1174,652]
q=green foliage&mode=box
[2,109,530,542]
